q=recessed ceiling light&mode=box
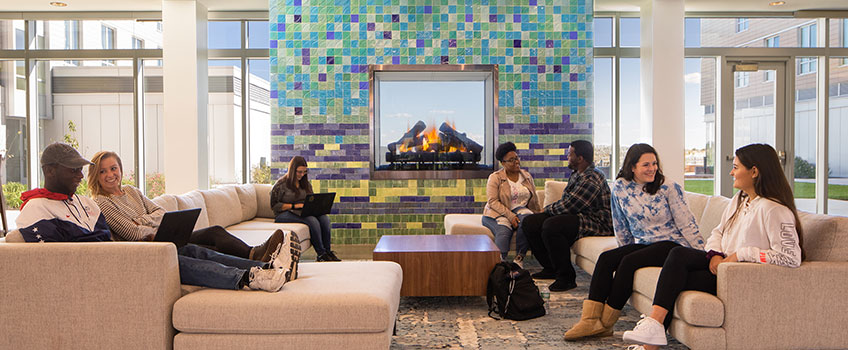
[50,1,68,7]
[769,1,785,5]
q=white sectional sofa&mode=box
[1,184,404,350]
[446,180,848,350]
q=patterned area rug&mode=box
[391,261,690,350]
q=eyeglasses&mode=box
[502,156,520,164]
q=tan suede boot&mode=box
[595,304,622,337]
[564,300,606,340]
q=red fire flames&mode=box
[398,121,468,153]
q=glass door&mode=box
[718,60,790,197]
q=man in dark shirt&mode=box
[522,140,613,291]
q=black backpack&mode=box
[486,262,546,321]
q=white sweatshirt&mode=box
[704,192,802,268]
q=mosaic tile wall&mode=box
[270,0,593,244]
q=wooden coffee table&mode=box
[373,235,500,297]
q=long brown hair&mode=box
[280,156,312,194]
[88,151,123,197]
[726,144,805,260]
[617,143,665,195]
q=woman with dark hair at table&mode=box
[482,142,542,267]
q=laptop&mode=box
[300,192,336,217]
[153,208,202,248]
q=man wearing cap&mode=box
[16,142,112,242]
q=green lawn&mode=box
[683,179,848,200]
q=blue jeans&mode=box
[275,211,332,255]
[177,244,264,290]
[482,210,530,260]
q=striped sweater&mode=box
[93,185,165,241]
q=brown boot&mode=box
[564,300,606,340]
[249,229,285,262]
[595,304,622,337]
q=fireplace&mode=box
[369,64,498,180]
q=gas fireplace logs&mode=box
[385,120,482,169]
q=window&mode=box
[101,25,116,65]
[735,72,749,87]
[736,18,749,33]
[620,18,640,47]
[800,24,816,48]
[594,17,613,48]
[684,58,717,195]
[64,20,80,49]
[208,21,241,49]
[132,37,144,49]
[764,36,779,82]
[799,57,817,75]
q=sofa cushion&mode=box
[443,214,492,237]
[172,261,403,334]
[543,181,567,208]
[571,236,618,265]
[253,184,275,219]
[632,267,724,327]
[798,211,848,262]
[226,218,312,251]
[684,191,710,227]
[233,184,259,221]
[698,195,731,241]
[175,191,211,231]
[201,186,243,228]
[151,194,179,212]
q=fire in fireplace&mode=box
[381,120,484,170]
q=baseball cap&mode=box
[41,142,94,168]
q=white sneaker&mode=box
[625,345,646,350]
[269,231,301,281]
[247,266,287,292]
[513,254,525,269]
[623,315,667,346]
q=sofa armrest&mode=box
[0,242,182,349]
[717,261,848,349]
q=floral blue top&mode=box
[610,178,705,249]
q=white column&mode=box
[162,0,208,194]
[640,0,685,185]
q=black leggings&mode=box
[522,213,580,282]
[588,241,681,310]
[189,225,252,259]
[652,246,717,329]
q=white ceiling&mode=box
[0,0,846,14]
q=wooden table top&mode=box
[373,235,498,253]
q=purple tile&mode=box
[490,15,498,23]
[359,82,369,90]
[377,223,392,229]
[294,15,301,23]
[441,56,449,64]
[309,144,324,150]
[351,14,359,22]
[318,73,326,81]
[294,0,301,5]
[569,73,578,81]
[351,65,359,73]
[294,82,302,90]
[392,14,399,22]
[392,56,400,64]
[449,39,457,48]
[417,39,425,47]
[466,14,473,22]
[277,23,285,31]
[562,57,570,64]
[538,65,546,73]
[522,82,530,89]
[570,32,578,39]
[270,90,278,98]
[302,57,310,65]
[514,14,521,23]
[554,65,562,73]
[367,23,375,31]
[327,32,335,40]
[326,56,335,64]
[302,48,309,56]
[513,39,521,48]
[424,6,432,14]
[529,56,537,64]
[529,0,537,5]
[295,107,302,115]
[546,40,554,48]
[383,31,392,39]
[270,40,277,48]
